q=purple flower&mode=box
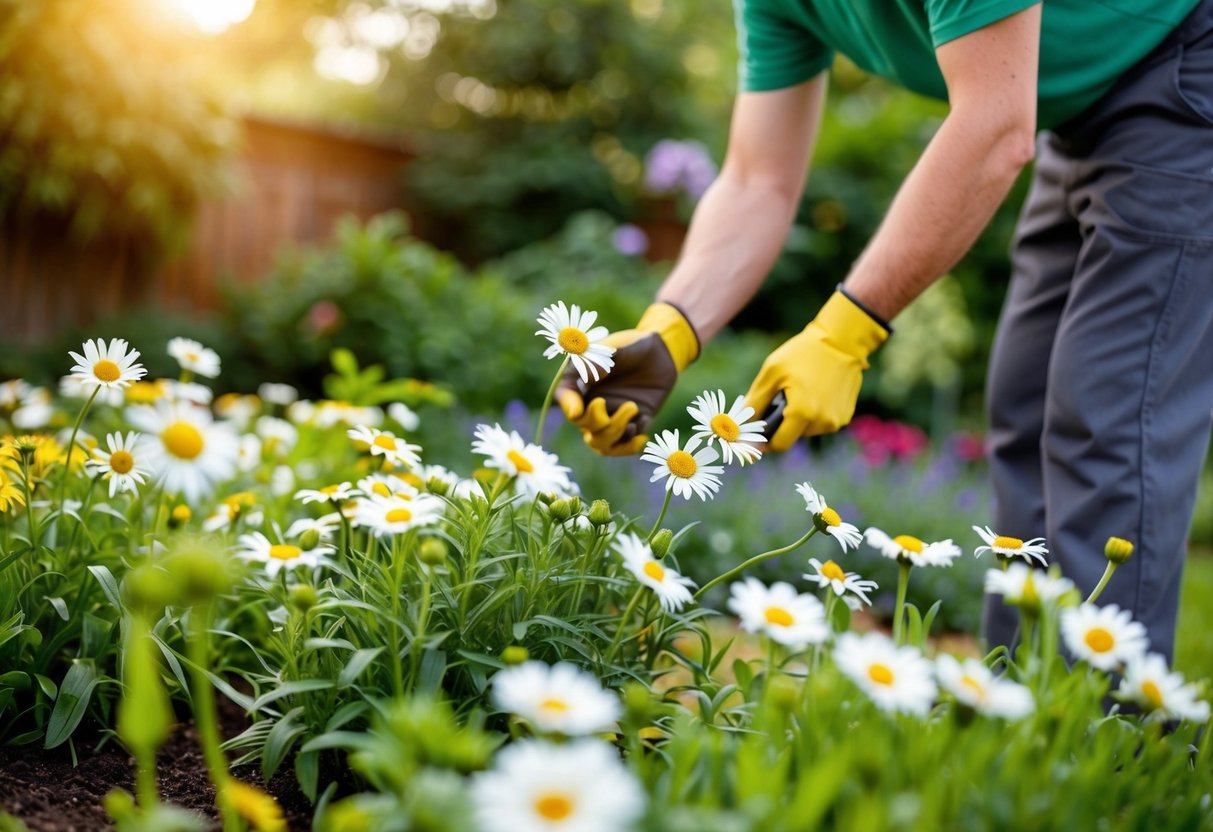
[644,140,718,201]
[612,224,649,256]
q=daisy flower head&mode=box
[470,740,644,832]
[126,400,239,504]
[255,416,298,456]
[387,402,420,432]
[796,482,862,551]
[167,337,221,378]
[972,525,1049,566]
[864,527,961,567]
[67,338,146,389]
[640,429,723,501]
[86,432,149,497]
[535,301,615,384]
[1118,653,1210,723]
[236,531,332,578]
[728,577,829,650]
[295,482,356,505]
[984,563,1075,613]
[203,491,261,532]
[472,424,573,499]
[285,515,340,543]
[613,532,695,613]
[491,662,621,736]
[804,557,878,606]
[161,380,213,406]
[358,473,417,500]
[257,383,298,407]
[237,433,262,473]
[353,493,444,537]
[1060,603,1149,671]
[687,389,765,465]
[935,654,1034,719]
[834,631,938,716]
[347,425,422,469]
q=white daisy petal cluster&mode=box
[255,416,298,456]
[804,557,878,606]
[536,301,616,384]
[687,389,765,465]
[358,473,417,500]
[295,482,356,505]
[491,662,621,736]
[162,380,213,406]
[285,515,340,542]
[354,493,445,537]
[126,400,239,504]
[85,431,149,498]
[1060,603,1149,671]
[834,631,938,716]
[641,430,723,501]
[614,532,695,613]
[347,425,422,469]
[68,338,146,390]
[472,424,574,499]
[728,577,829,650]
[984,563,1075,610]
[236,531,333,578]
[1118,653,1210,722]
[864,527,961,568]
[972,525,1049,566]
[470,740,645,832]
[796,482,862,552]
[257,383,298,407]
[167,337,221,378]
[935,654,1034,719]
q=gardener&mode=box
[556,0,1213,662]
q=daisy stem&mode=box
[646,490,673,543]
[20,458,39,549]
[57,386,99,514]
[604,587,645,666]
[892,561,912,645]
[410,567,433,692]
[1085,562,1117,604]
[534,356,569,448]
[186,608,237,832]
[693,527,818,600]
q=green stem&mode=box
[1085,562,1117,604]
[20,458,39,549]
[389,535,406,699]
[604,587,645,666]
[57,386,99,513]
[410,568,433,690]
[187,610,236,832]
[534,356,569,448]
[694,527,818,600]
[646,489,673,543]
[892,561,912,645]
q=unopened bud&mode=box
[502,645,529,665]
[123,564,179,613]
[549,498,575,523]
[588,499,612,527]
[425,476,450,497]
[1104,536,1134,565]
[289,584,318,613]
[298,528,322,551]
[418,537,449,566]
[650,529,673,559]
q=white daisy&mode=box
[203,499,264,533]
[167,337,221,378]
[126,401,239,504]
[257,383,298,407]
[358,473,417,500]
[295,482,357,504]
[286,400,316,425]
[284,515,339,542]
[803,558,878,606]
[315,401,383,428]
[85,432,149,498]
[640,430,723,502]
[161,380,214,406]
[270,465,295,497]
[491,662,621,736]
[1060,604,1149,671]
[60,375,124,407]
[11,389,53,430]
[347,425,422,469]
[0,379,30,410]
[972,525,1049,566]
[215,393,261,429]
[983,563,1075,610]
[255,416,298,456]
[387,402,420,431]
[728,577,829,650]
[613,532,695,613]
[416,464,462,493]
[864,527,961,568]
[471,740,644,832]
[935,654,1034,719]
[687,389,765,465]
[67,338,146,389]
[236,531,332,578]
[236,434,262,473]
[353,493,444,537]
[535,301,616,384]
[795,482,862,552]
[1118,653,1210,723]
[834,631,938,716]
[472,424,574,499]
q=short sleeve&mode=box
[924,0,1041,48]
[734,0,834,92]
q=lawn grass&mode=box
[1176,547,1213,680]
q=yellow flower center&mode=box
[108,449,134,474]
[1141,680,1165,709]
[666,450,697,479]
[269,544,302,561]
[960,674,987,701]
[709,413,741,442]
[386,508,413,523]
[534,793,574,821]
[321,484,342,495]
[93,359,121,383]
[161,421,204,460]
[171,505,191,523]
[764,606,794,627]
[820,560,846,582]
[125,381,161,403]
[993,535,1024,550]
[819,507,842,528]
[893,535,924,554]
[1084,627,1115,653]
[185,351,200,363]
[1021,573,1040,606]
[373,434,397,452]
[507,449,535,473]
[404,473,423,488]
[643,561,666,582]
[557,327,589,355]
[868,663,895,686]
[372,482,392,497]
[539,698,569,713]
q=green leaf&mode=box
[46,597,69,622]
[87,565,122,609]
[250,679,334,712]
[262,707,307,781]
[732,658,753,691]
[829,598,852,633]
[45,660,99,748]
[417,649,447,694]
[300,731,374,754]
[295,749,320,803]
[337,648,383,688]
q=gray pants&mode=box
[984,0,1213,662]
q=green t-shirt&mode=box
[736,0,1201,128]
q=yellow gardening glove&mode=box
[555,302,699,456]
[746,289,890,452]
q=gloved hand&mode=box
[555,302,699,456]
[746,289,890,452]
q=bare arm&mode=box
[655,74,828,341]
[844,4,1041,320]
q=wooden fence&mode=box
[0,116,413,343]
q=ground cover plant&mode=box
[0,307,1211,832]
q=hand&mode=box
[555,303,699,456]
[745,289,889,452]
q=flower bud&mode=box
[418,537,449,566]
[588,499,612,527]
[297,528,322,551]
[623,681,654,721]
[502,645,529,665]
[548,498,575,523]
[289,584,318,613]
[1104,536,1134,565]
[767,678,800,712]
[169,504,191,528]
[123,564,180,613]
[649,529,674,559]
[425,476,450,497]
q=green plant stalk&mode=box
[1085,562,1117,604]
[534,356,569,448]
[892,561,912,645]
[646,490,673,543]
[186,609,237,832]
[694,527,819,599]
[410,567,433,691]
[389,535,407,699]
[57,385,100,513]
[20,456,39,548]
[604,586,646,666]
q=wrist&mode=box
[637,302,700,372]
[811,290,891,363]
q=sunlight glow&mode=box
[168,0,256,34]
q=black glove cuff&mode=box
[836,284,893,334]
